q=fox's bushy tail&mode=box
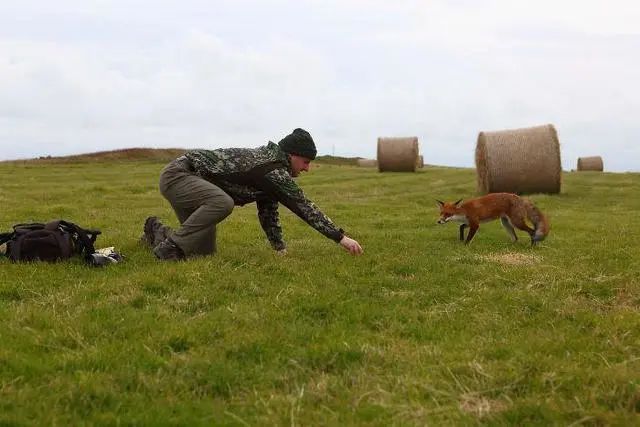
[524,200,549,242]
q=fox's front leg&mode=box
[464,223,479,244]
[459,224,467,241]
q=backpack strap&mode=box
[56,220,100,262]
[13,223,46,233]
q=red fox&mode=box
[436,193,549,245]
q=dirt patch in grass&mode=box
[459,393,508,418]
[614,286,640,310]
[479,252,542,266]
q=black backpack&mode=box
[0,220,100,263]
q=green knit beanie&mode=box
[278,128,317,160]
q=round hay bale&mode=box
[475,124,562,194]
[357,158,378,167]
[577,156,603,171]
[377,137,419,172]
[416,155,424,168]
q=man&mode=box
[142,128,363,260]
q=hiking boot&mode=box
[153,237,185,261]
[140,216,172,247]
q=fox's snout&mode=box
[437,218,446,224]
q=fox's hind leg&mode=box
[508,215,535,244]
[500,216,517,242]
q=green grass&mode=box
[0,159,639,425]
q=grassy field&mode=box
[0,156,639,425]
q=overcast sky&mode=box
[1,1,638,171]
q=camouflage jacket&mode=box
[184,142,344,250]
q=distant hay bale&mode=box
[377,137,419,172]
[357,158,378,167]
[475,124,562,194]
[577,156,603,171]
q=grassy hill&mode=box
[6,148,189,164]
[0,155,639,425]
[4,148,361,166]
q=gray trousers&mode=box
[159,158,234,256]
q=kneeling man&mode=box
[143,128,363,260]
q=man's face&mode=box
[289,154,312,177]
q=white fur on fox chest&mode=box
[447,214,469,224]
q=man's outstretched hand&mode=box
[340,236,363,255]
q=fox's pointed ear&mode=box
[454,199,463,206]
[436,199,444,207]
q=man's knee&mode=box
[219,192,235,216]
[221,193,235,217]
[204,192,234,219]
